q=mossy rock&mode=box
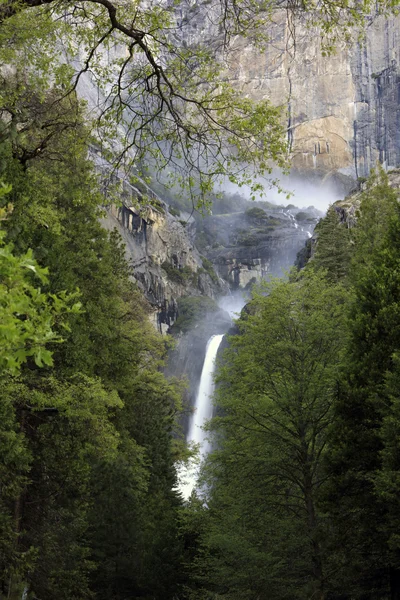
[201,257,219,284]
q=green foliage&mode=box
[0,109,186,599]
[237,231,258,245]
[0,0,292,210]
[295,211,310,221]
[0,189,81,375]
[2,374,122,599]
[172,296,219,333]
[0,0,399,213]
[183,170,400,597]
[245,206,268,219]
[162,261,196,286]
[3,1,400,596]
[0,231,57,373]
[311,205,353,282]
[324,167,400,597]
[187,272,349,599]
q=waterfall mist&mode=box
[214,171,345,213]
[218,291,247,319]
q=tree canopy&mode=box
[3,0,400,596]
[0,99,189,599]
[187,272,349,599]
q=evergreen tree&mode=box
[312,205,353,282]
[0,102,187,599]
[326,168,400,598]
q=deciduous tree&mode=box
[191,272,349,599]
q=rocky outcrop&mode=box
[98,154,322,338]
[296,168,400,272]
[197,203,321,287]
[100,172,227,331]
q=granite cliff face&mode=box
[81,6,400,331]
[99,171,227,332]
[197,202,320,287]
[180,6,400,191]
[102,185,317,316]
[77,5,400,197]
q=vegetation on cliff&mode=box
[171,296,219,334]
[5,152,400,600]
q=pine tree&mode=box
[326,168,400,598]
[312,205,353,282]
[0,107,187,598]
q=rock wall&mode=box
[179,4,400,191]
[75,3,400,194]
[198,203,320,287]
[99,170,227,332]
[351,19,400,178]
[81,8,400,329]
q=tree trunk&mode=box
[390,567,400,600]
[7,410,27,600]
[302,433,325,600]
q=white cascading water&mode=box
[179,334,225,500]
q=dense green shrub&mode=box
[245,207,268,219]
[161,261,195,285]
[295,211,310,221]
[171,296,219,333]
[238,233,258,246]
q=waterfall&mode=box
[179,334,224,500]
[187,334,224,456]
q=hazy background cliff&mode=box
[178,6,400,193]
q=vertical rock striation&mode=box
[178,3,400,188]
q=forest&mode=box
[2,0,400,598]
